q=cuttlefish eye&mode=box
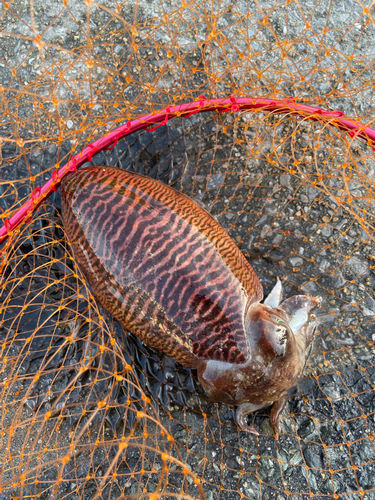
[272,316,290,344]
[260,313,292,356]
[245,305,293,360]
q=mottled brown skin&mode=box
[197,294,317,435]
[61,166,318,436]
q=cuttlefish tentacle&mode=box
[270,394,289,436]
[263,278,282,308]
[236,403,268,435]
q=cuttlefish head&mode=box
[245,279,318,364]
[235,279,319,433]
[197,280,318,435]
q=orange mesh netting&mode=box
[1,0,375,498]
